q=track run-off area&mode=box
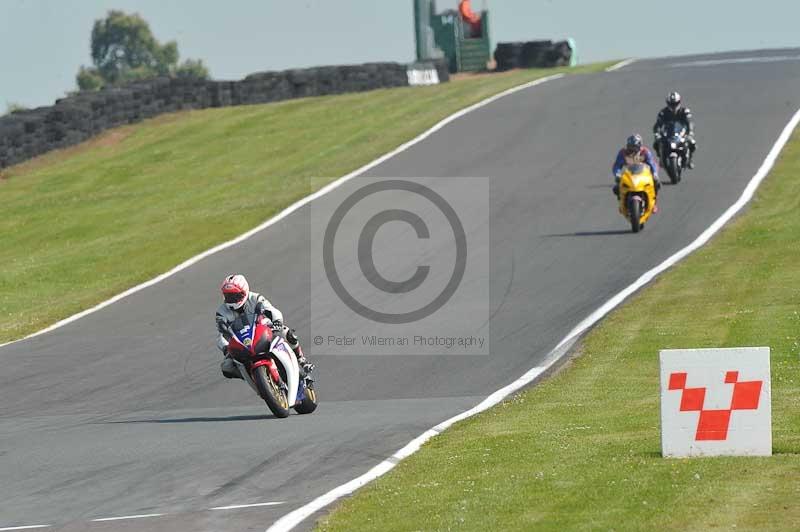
[2,48,800,531]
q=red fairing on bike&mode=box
[228,335,248,355]
[251,358,281,382]
[251,317,274,357]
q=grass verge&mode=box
[0,63,612,344]
[316,130,800,529]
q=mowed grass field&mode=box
[317,131,800,530]
[0,63,611,344]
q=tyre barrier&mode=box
[0,60,448,169]
[494,40,573,71]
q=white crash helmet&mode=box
[220,274,250,310]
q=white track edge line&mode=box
[267,109,800,532]
[0,526,52,531]
[90,513,164,522]
[210,502,285,510]
[0,73,564,351]
[605,58,637,72]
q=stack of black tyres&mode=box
[494,43,525,72]
[0,59,449,170]
[494,40,573,71]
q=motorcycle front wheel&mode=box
[253,365,291,418]
[629,199,642,233]
[667,156,681,184]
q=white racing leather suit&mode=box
[215,292,308,378]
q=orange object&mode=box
[459,0,482,36]
[459,0,481,24]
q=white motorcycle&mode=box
[225,311,317,418]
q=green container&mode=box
[415,1,492,74]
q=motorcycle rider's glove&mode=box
[297,355,315,375]
[272,319,284,332]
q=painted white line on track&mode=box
[0,526,52,531]
[605,58,636,72]
[267,107,800,532]
[0,73,564,352]
[671,55,800,68]
[90,513,164,522]
[211,502,285,510]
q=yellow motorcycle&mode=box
[617,156,657,233]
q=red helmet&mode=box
[221,274,249,310]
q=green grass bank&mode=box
[0,63,611,343]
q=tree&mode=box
[76,10,209,90]
[76,66,104,91]
[174,58,210,80]
[4,102,28,115]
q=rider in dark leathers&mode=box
[653,91,696,169]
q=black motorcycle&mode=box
[656,122,689,184]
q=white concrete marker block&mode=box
[406,68,440,86]
[660,347,771,458]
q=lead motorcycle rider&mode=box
[612,134,661,199]
[653,91,697,169]
[215,274,314,380]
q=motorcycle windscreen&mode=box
[627,162,646,175]
[231,311,256,348]
[669,122,687,137]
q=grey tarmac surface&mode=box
[2,49,800,531]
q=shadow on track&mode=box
[544,229,631,237]
[101,414,277,424]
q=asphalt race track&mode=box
[2,49,800,531]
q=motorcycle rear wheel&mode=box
[253,365,291,418]
[294,384,318,415]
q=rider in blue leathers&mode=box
[612,134,661,198]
